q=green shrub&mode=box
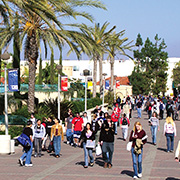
[0,126,24,138]
[12,105,30,118]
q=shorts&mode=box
[73,131,81,139]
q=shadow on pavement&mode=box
[95,157,104,167]
[157,147,167,152]
[75,161,84,167]
[121,170,134,177]
[117,137,125,141]
[166,177,180,180]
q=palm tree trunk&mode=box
[38,55,42,84]
[110,56,114,91]
[59,48,63,75]
[99,54,103,92]
[93,53,97,98]
[50,50,54,84]
[27,31,38,113]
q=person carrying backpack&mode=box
[120,113,130,141]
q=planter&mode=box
[0,135,11,154]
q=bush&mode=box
[0,126,24,138]
[12,105,30,118]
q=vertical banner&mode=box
[8,69,18,91]
[61,76,68,91]
[105,80,109,90]
[116,81,120,89]
[88,81,93,89]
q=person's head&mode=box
[83,112,87,117]
[42,117,47,122]
[69,113,73,118]
[54,118,60,124]
[31,113,35,118]
[68,108,72,112]
[115,103,118,107]
[93,114,97,120]
[123,113,126,118]
[152,112,157,117]
[133,121,142,132]
[166,116,174,125]
[27,120,32,127]
[48,116,53,122]
[99,111,103,117]
[37,119,41,126]
[76,112,80,117]
[104,112,109,117]
[106,115,111,122]
[96,105,99,109]
[86,123,92,130]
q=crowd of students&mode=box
[18,94,180,179]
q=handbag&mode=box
[96,144,102,156]
[86,140,95,149]
[17,133,31,149]
[126,141,132,151]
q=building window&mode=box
[73,66,79,71]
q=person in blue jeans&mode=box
[164,117,177,152]
[19,120,34,167]
[129,121,147,179]
[65,113,74,145]
[79,123,95,168]
[136,99,142,119]
[149,112,159,145]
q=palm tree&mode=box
[107,31,133,90]
[0,0,106,113]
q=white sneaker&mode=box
[133,176,138,179]
[67,141,69,145]
[19,159,23,166]
[25,164,33,167]
[138,173,142,178]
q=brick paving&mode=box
[0,110,180,180]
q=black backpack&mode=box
[122,117,128,125]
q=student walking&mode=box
[129,121,147,179]
[19,120,33,167]
[65,113,74,146]
[164,117,177,152]
[120,113,130,141]
[149,112,159,145]
[51,118,64,158]
[79,123,95,168]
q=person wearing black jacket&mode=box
[99,115,115,168]
[79,123,95,168]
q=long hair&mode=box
[166,117,174,126]
[133,121,142,132]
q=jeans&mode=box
[151,125,158,144]
[137,108,142,118]
[66,129,73,144]
[165,133,174,151]
[20,142,33,165]
[102,142,114,164]
[53,136,61,156]
[122,126,128,139]
[114,122,118,134]
[83,142,94,166]
[131,147,143,177]
[34,137,42,155]
[148,111,152,119]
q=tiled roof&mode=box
[97,76,130,85]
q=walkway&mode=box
[0,110,180,180]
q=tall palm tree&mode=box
[0,0,106,113]
[107,31,133,90]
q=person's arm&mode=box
[30,135,33,142]
[50,126,54,141]
[42,125,46,140]
[61,126,64,141]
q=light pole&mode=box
[114,75,117,102]
[56,65,62,122]
[1,52,10,135]
[102,73,107,110]
[83,69,90,112]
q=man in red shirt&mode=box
[71,112,84,147]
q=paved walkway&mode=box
[0,110,180,180]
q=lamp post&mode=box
[1,52,10,135]
[102,73,107,110]
[56,65,62,121]
[114,75,117,102]
[83,69,90,112]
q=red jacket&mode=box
[111,112,120,122]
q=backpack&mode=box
[122,117,128,125]
[148,106,152,111]
[159,103,163,110]
[17,133,31,149]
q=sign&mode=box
[8,69,18,91]
[105,80,109,90]
[116,81,120,89]
[88,81,93,89]
[61,76,68,91]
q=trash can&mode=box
[0,135,11,154]
[10,139,15,154]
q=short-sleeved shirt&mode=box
[66,117,73,129]
[23,127,33,138]
[72,117,84,131]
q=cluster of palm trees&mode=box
[0,0,133,113]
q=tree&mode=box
[129,34,168,95]
[172,61,180,91]
[0,0,106,113]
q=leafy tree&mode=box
[172,61,180,91]
[129,34,168,95]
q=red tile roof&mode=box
[97,76,130,85]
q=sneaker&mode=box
[90,162,94,167]
[34,154,37,158]
[138,173,142,178]
[19,159,23,166]
[25,164,33,167]
[133,176,138,179]
[67,141,69,145]
[170,150,174,153]
[71,143,74,146]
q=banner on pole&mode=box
[116,81,120,89]
[105,80,109,90]
[8,69,18,91]
[61,76,68,91]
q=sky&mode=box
[7,0,180,60]
[61,0,180,60]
